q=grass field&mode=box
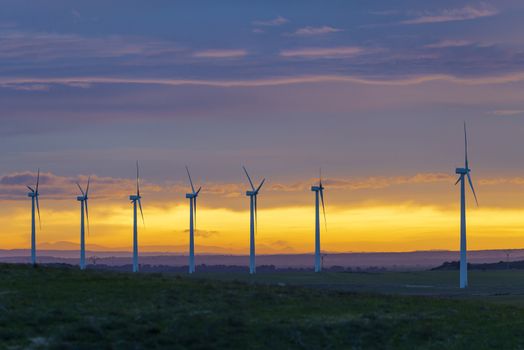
[195,268,524,305]
[2,264,524,349]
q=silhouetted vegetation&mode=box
[432,260,524,271]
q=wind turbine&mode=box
[129,161,144,273]
[27,169,41,266]
[76,177,91,270]
[455,122,479,289]
[311,170,327,272]
[185,166,201,274]
[243,166,265,275]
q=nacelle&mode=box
[455,167,469,174]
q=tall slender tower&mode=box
[311,172,326,272]
[454,123,478,288]
[243,166,265,275]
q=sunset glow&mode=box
[2,1,524,253]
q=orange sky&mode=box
[1,171,524,253]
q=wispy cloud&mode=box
[424,39,473,49]
[252,16,288,27]
[280,46,364,59]
[0,31,182,61]
[192,49,248,59]
[183,229,220,238]
[490,109,524,116]
[0,83,50,91]
[477,177,524,186]
[289,26,343,36]
[370,10,400,16]
[324,173,453,190]
[4,170,524,214]
[0,171,159,200]
[401,4,498,25]
[253,173,454,193]
[5,71,524,90]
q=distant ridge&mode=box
[2,248,524,271]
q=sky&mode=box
[2,0,524,254]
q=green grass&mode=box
[2,265,524,349]
[194,269,524,304]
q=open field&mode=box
[2,265,524,349]
[194,269,524,305]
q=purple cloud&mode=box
[279,46,365,59]
[252,16,288,27]
[401,4,498,24]
[489,110,524,116]
[289,26,343,36]
[0,31,182,61]
[424,39,473,48]
[193,49,248,59]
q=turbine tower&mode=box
[26,169,41,266]
[129,161,145,273]
[185,166,201,274]
[311,170,327,272]
[76,177,91,270]
[455,122,478,289]
[243,166,265,275]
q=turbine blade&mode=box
[243,166,255,191]
[35,168,40,193]
[467,173,479,206]
[186,166,195,193]
[319,168,322,187]
[27,186,34,193]
[85,176,91,196]
[76,182,85,196]
[320,188,327,232]
[464,122,468,169]
[136,161,140,196]
[255,178,265,193]
[36,196,41,230]
[85,199,90,236]
[455,177,461,185]
[138,198,145,226]
[196,187,201,196]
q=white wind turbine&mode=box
[185,166,201,274]
[27,169,41,266]
[129,161,145,273]
[311,170,327,272]
[76,177,91,270]
[455,122,479,288]
[243,166,265,275]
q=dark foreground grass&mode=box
[1,264,524,349]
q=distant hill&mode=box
[433,260,524,271]
[3,248,524,271]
